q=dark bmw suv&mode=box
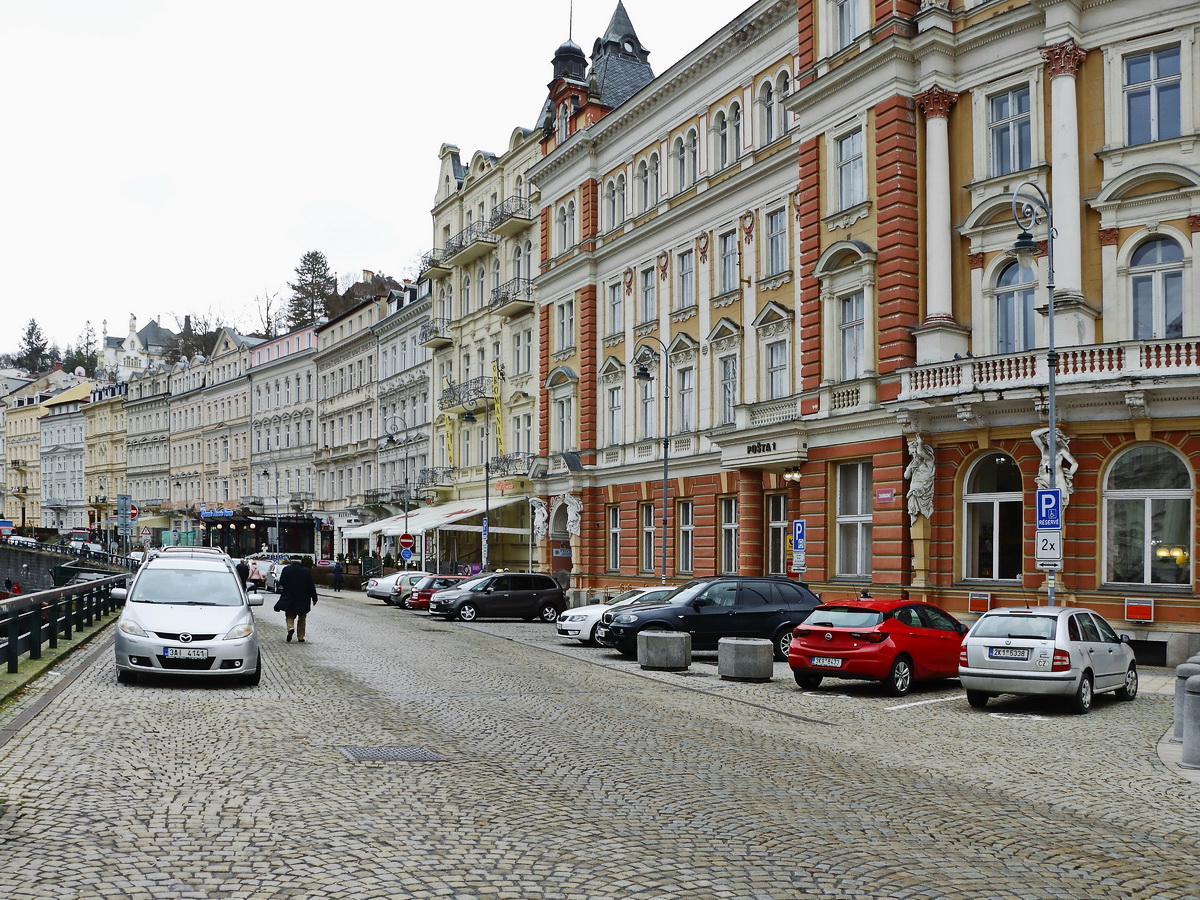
[595,576,821,660]
[428,572,567,622]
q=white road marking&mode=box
[885,695,962,710]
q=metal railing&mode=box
[439,375,494,410]
[490,452,536,476]
[489,195,533,229]
[490,277,534,308]
[2,574,127,674]
[418,318,452,344]
[419,248,449,273]
[418,467,457,487]
[446,220,499,256]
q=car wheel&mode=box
[1071,672,1094,715]
[586,623,600,646]
[965,690,989,709]
[537,603,559,623]
[793,671,822,690]
[457,603,479,622]
[117,669,137,685]
[241,655,262,686]
[1117,665,1138,701]
[773,627,794,662]
[884,656,914,697]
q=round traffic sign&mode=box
[400,548,413,561]
[398,532,415,550]
[129,503,139,520]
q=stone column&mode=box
[1041,40,1087,303]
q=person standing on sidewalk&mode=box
[273,561,318,643]
[332,561,344,592]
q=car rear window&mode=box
[805,607,883,628]
[972,613,1057,640]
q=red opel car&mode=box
[405,574,469,610]
[788,598,967,696]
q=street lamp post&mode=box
[634,336,670,586]
[384,414,413,568]
[462,403,491,573]
[1012,181,1058,606]
[260,456,280,554]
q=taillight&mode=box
[959,646,968,666]
[1052,649,1071,671]
[792,628,810,637]
[850,631,888,643]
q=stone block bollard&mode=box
[637,630,691,671]
[718,637,775,682]
[1181,675,1200,770]
[1173,663,1200,743]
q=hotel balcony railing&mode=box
[898,338,1200,402]
[438,375,494,413]
[418,467,457,487]
[418,318,453,348]
[489,196,534,237]
[419,248,450,278]
[364,488,391,505]
[444,221,499,266]
[490,452,536,476]
[489,277,535,318]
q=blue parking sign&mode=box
[792,519,806,552]
[1036,489,1062,529]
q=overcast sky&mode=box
[0,1,737,358]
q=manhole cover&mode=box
[336,746,445,762]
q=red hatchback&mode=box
[788,598,967,696]
[405,574,469,610]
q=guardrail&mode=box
[1,574,128,674]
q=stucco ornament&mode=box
[903,436,936,525]
[530,497,548,541]
[1032,426,1079,507]
[564,494,582,536]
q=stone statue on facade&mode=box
[530,497,548,541]
[1032,426,1079,507]
[903,436,936,525]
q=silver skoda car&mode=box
[113,552,264,686]
[958,605,1138,714]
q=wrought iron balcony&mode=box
[9,459,25,469]
[419,248,451,278]
[364,488,391,505]
[489,277,535,318]
[418,318,454,348]
[438,375,494,413]
[490,452,536,476]
[489,196,534,237]
[445,221,499,266]
[418,466,457,487]
[43,497,67,510]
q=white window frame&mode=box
[1102,32,1194,152]
[1129,236,1185,341]
[1103,444,1194,587]
[988,84,1032,177]
[677,366,694,433]
[639,267,656,324]
[963,451,1024,582]
[835,128,864,210]
[556,298,575,351]
[607,505,621,571]
[718,354,738,426]
[677,499,694,574]
[606,384,623,445]
[765,340,789,399]
[640,501,656,572]
[719,231,738,295]
[839,292,865,381]
[677,249,694,310]
[767,209,788,275]
[835,461,872,578]
[719,496,738,575]
[1123,45,1183,146]
[767,493,788,576]
[608,282,624,336]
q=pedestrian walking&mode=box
[3,577,11,593]
[332,561,344,592]
[235,558,250,587]
[273,561,318,643]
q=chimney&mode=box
[362,270,374,283]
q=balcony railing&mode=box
[489,196,534,237]
[43,497,67,510]
[9,460,25,469]
[445,221,499,265]
[490,452,536,476]
[418,318,453,348]
[489,277,535,317]
[290,491,314,504]
[364,488,391,505]
[418,467,457,487]
[898,338,1200,402]
[438,375,494,412]
[419,248,450,277]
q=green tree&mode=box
[61,321,99,377]
[286,251,337,329]
[12,319,50,373]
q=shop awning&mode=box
[380,495,531,537]
[341,513,409,540]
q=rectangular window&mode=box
[835,0,859,49]
[677,250,694,310]
[766,340,788,399]
[606,385,622,445]
[836,461,873,577]
[840,292,865,380]
[641,502,656,572]
[719,497,738,574]
[639,377,656,439]
[767,209,787,275]
[554,397,573,451]
[678,499,694,574]
[767,494,788,575]
[557,300,575,350]
[719,355,738,425]
[677,367,694,432]
[607,505,621,571]
[1125,46,1181,145]
[989,86,1031,176]
[608,282,623,335]
[719,231,738,294]
[640,267,656,323]
[837,129,865,209]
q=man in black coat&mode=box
[274,561,319,643]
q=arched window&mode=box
[688,129,699,184]
[566,200,575,247]
[557,206,568,251]
[462,271,471,314]
[513,245,523,281]
[637,160,649,212]
[714,111,729,169]
[522,240,532,281]
[649,153,660,202]
[1130,237,1184,340]
[762,83,775,144]
[673,136,686,190]
[476,266,485,309]
[777,73,791,134]
[492,257,501,294]
[964,452,1023,580]
[1105,444,1192,585]
[730,104,742,160]
[996,262,1036,353]
[605,180,617,229]
[615,174,625,223]
[515,176,523,199]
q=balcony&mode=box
[9,459,25,470]
[490,452,536,477]
[418,318,454,349]
[43,497,67,510]
[419,248,451,279]
[364,488,391,506]
[489,277,535,318]
[438,375,494,414]
[418,467,457,487]
[444,221,499,267]
[489,196,534,238]
[897,338,1200,403]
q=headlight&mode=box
[224,623,255,640]
[118,619,147,637]
[567,614,587,622]
[613,613,640,625]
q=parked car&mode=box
[264,562,288,593]
[428,572,566,622]
[958,606,1138,714]
[788,598,967,696]
[112,550,264,685]
[556,586,676,645]
[367,570,432,605]
[6,535,40,549]
[405,574,469,610]
[596,576,821,660]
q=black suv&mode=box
[428,572,567,622]
[595,576,820,660]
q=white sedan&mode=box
[367,571,431,605]
[556,586,676,645]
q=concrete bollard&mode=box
[718,637,775,682]
[1173,663,1200,743]
[637,630,691,671]
[1181,675,1200,770]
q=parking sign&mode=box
[1036,489,1062,529]
[792,519,806,552]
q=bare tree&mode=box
[254,290,282,338]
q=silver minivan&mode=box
[113,552,264,686]
[958,606,1138,714]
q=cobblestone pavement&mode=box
[0,590,1197,900]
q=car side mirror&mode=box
[692,598,710,609]
[247,591,264,607]
[1120,634,1132,644]
[957,623,969,634]
[111,587,127,601]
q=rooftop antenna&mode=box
[569,0,573,40]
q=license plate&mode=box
[164,647,208,660]
[810,656,842,668]
[596,626,610,639]
[988,647,1030,660]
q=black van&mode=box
[428,572,567,622]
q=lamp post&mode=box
[462,402,491,573]
[384,413,413,568]
[634,336,670,585]
[1011,181,1058,606]
[259,455,280,554]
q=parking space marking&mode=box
[886,695,963,710]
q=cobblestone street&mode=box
[1,591,1197,899]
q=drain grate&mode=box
[337,746,445,762]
